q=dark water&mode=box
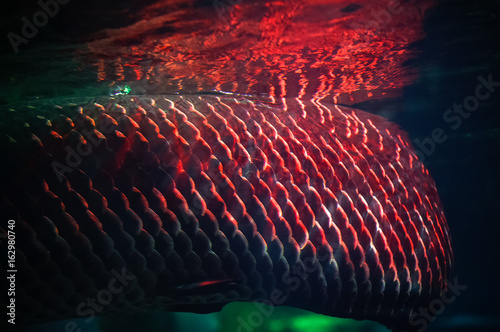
[1,0,499,331]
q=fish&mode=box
[0,93,453,331]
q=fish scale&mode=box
[0,94,452,331]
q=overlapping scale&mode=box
[0,94,452,331]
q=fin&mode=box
[173,279,239,295]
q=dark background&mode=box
[1,0,500,331]
[401,1,500,329]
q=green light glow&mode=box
[109,85,131,96]
[217,302,390,332]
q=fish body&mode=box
[0,94,452,331]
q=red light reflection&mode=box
[82,0,434,105]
